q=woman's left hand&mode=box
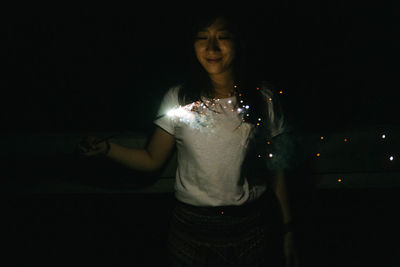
[283,232,299,267]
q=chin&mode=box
[204,66,226,75]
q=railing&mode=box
[3,126,400,194]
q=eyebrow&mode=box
[198,27,231,32]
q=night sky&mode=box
[3,4,397,134]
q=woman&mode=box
[77,12,298,267]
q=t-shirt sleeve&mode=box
[259,83,294,171]
[153,86,180,135]
[259,83,286,138]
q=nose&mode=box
[206,37,220,52]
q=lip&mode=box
[206,58,222,63]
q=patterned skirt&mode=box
[166,190,285,267]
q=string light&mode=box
[166,85,398,177]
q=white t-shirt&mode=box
[153,83,285,207]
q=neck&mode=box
[209,71,235,97]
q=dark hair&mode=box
[177,11,289,176]
[178,10,272,126]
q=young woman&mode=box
[77,12,298,267]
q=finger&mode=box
[76,143,98,155]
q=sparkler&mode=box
[161,97,247,132]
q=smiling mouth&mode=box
[206,58,222,63]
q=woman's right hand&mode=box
[75,135,109,158]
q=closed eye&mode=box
[218,36,232,40]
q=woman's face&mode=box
[194,17,236,76]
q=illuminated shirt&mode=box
[153,83,285,207]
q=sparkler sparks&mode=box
[165,98,247,132]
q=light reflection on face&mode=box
[194,17,236,76]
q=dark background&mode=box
[2,3,397,134]
[2,3,399,267]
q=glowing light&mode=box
[258,154,262,158]
[268,97,272,101]
[279,90,283,94]
[256,123,260,126]
[382,134,386,139]
[344,138,348,142]
[258,118,261,121]
[167,105,193,118]
[320,136,324,140]
[245,105,250,109]
[165,101,218,131]
[240,100,244,103]
[389,156,394,161]
[267,141,271,145]
[228,100,232,104]
[337,178,342,183]
[268,153,273,158]
[256,87,260,90]
[316,153,321,157]
[237,108,243,113]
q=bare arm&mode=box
[97,127,175,172]
[270,171,293,224]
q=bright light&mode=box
[268,153,273,158]
[389,156,394,161]
[167,105,193,118]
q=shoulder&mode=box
[160,84,183,104]
[256,81,279,100]
[164,84,183,97]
